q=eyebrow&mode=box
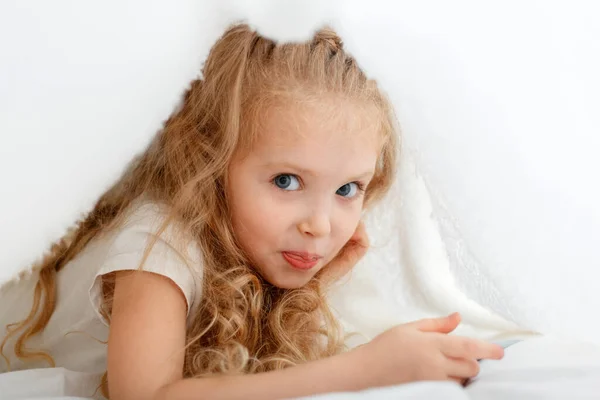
[262,161,374,181]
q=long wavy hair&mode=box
[1,24,399,397]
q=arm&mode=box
[156,350,362,400]
[107,270,503,400]
[107,270,365,400]
[107,270,188,399]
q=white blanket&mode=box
[1,2,600,396]
[2,337,600,399]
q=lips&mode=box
[282,251,322,270]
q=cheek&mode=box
[230,187,287,251]
[332,204,363,249]
[231,197,262,238]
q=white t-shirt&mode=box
[0,201,203,397]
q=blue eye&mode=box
[336,182,359,198]
[273,174,301,191]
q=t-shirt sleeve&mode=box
[88,202,203,326]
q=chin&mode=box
[273,281,308,290]
[264,273,313,290]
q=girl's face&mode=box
[227,100,382,289]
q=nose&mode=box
[298,210,331,237]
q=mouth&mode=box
[281,251,322,271]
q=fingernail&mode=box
[496,346,505,359]
[448,312,460,319]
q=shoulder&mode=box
[89,199,204,324]
[119,200,176,237]
[113,199,202,265]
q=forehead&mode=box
[235,99,383,182]
[254,99,382,155]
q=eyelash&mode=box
[353,181,367,193]
[271,174,366,196]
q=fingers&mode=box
[341,238,367,261]
[319,222,369,284]
[440,336,504,361]
[446,357,480,379]
[342,221,369,263]
[349,220,369,248]
[413,313,461,334]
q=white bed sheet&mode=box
[305,336,600,400]
[2,336,599,399]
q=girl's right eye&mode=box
[273,174,301,191]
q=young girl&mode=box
[0,24,503,399]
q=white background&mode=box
[1,0,599,343]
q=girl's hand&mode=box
[350,313,504,388]
[321,221,369,283]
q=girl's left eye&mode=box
[336,182,361,198]
[273,174,301,191]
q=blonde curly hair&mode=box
[1,23,399,397]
